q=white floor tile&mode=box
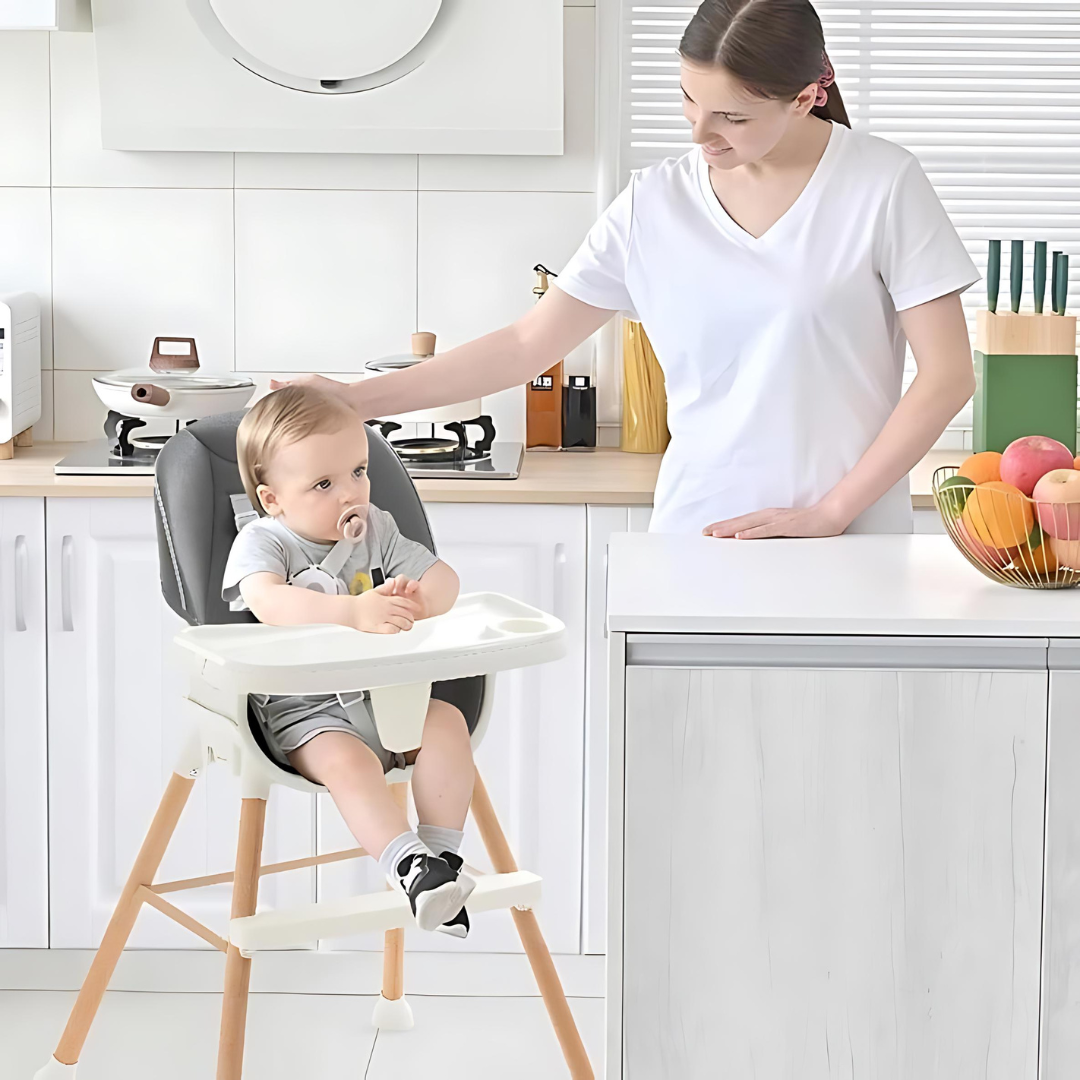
[366,995,605,1080]
[0,990,601,1080]
[0,990,377,1080]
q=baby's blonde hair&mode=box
[237,384,359,514]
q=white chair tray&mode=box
[173,591,565,696]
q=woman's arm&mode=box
[274,287,614,420]
[705,291,975,538]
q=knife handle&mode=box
[1010,239,1023,313]
[987,240,1001,313]
[1052,251,1062,314]
[1034,241,1047,314]
[1057,253,1069,315]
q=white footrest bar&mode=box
[230,870,542,952]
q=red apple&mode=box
[1050,536,1080,569]
[1000,436,1075,496]
[955,518,1016,570]
[1033,469,1080,540]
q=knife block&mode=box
[973,310,1078,454]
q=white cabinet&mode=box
[0,497,47,947]
[1042,641,1080,1080]
[618,638,1046,1080]
[582,505,650,955]
[45,498,315,949]
[315,503,588,954]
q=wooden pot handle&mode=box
[149,337,199,373]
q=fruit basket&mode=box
[933,466,1080,589]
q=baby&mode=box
[222,384,476,937]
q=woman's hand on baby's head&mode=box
[351,586,422,635]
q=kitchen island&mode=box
[606,533,1080,1080]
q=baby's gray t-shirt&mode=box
[222,505,438,609]
[220,507,440,760]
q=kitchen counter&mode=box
[607,531,1080,636]
[606,530,1078,1079]
[1,442,956,506]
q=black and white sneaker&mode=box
[432,852,472,939]
[394,853,475,932]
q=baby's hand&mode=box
[352,585,422,634]
[377,574,427,620]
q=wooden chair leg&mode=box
[382,782,409,1001]
[216,797,267,1080]
[372,781,414,1030]
[52,772,195,1066]
[470,769,594,1080]
[0,437,13,460]
[14,428,33,447]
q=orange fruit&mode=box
[961,481,1033,550]
[1074,455,1080,470]
[1015,533,1059,577]
[959,451,1003,485]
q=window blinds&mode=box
[619,0,1080,420]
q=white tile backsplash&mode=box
[12,14,602,443]
[0,32,50,187]
[53,369,108,442]
[418,7,596,194]
[52,188,234,371]
[418,191,598,441]
[32,370,54,442]
[50,32,233,189]
[234,189,417,372]
[235,153,417,191]
[0,187,53,367]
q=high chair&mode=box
[34,413,594,1080]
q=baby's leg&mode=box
[409,699,474,832]
[289,731,408,857]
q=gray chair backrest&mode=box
[155,410,437,627]
[154,410,482,732]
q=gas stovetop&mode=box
[396,441,523,480]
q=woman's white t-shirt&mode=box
[557,123,979,535]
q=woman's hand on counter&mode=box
[702,501,850,540]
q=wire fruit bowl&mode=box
[933,466,1080,589]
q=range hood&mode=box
[90,0,563,154]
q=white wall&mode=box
[0,2,599,443]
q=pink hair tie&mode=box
[815,51,835,107]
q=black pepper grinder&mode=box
[562,374,597,450]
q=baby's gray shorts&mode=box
[249,691,409,774]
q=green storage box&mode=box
[973,350,1078,455]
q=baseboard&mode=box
[0,948,606,998]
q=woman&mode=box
[281,0,978,538]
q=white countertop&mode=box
[606,533,1080,637]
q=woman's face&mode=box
[680,59,819,170]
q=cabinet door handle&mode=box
[553,541,567,618]
[603,546,609,640]
[61,534,74,632]
[14,534,27,632]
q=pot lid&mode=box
[94,369,255,391]
[365,355,429,371]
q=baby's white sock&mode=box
[417,824,464,858]
[378,830,429,881]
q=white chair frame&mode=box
[34,603,594,1080]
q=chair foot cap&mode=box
[33,1058,77,1079]
[372,994,414,1031]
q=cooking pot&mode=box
[92,337,255,420]
[364,332,482,424]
